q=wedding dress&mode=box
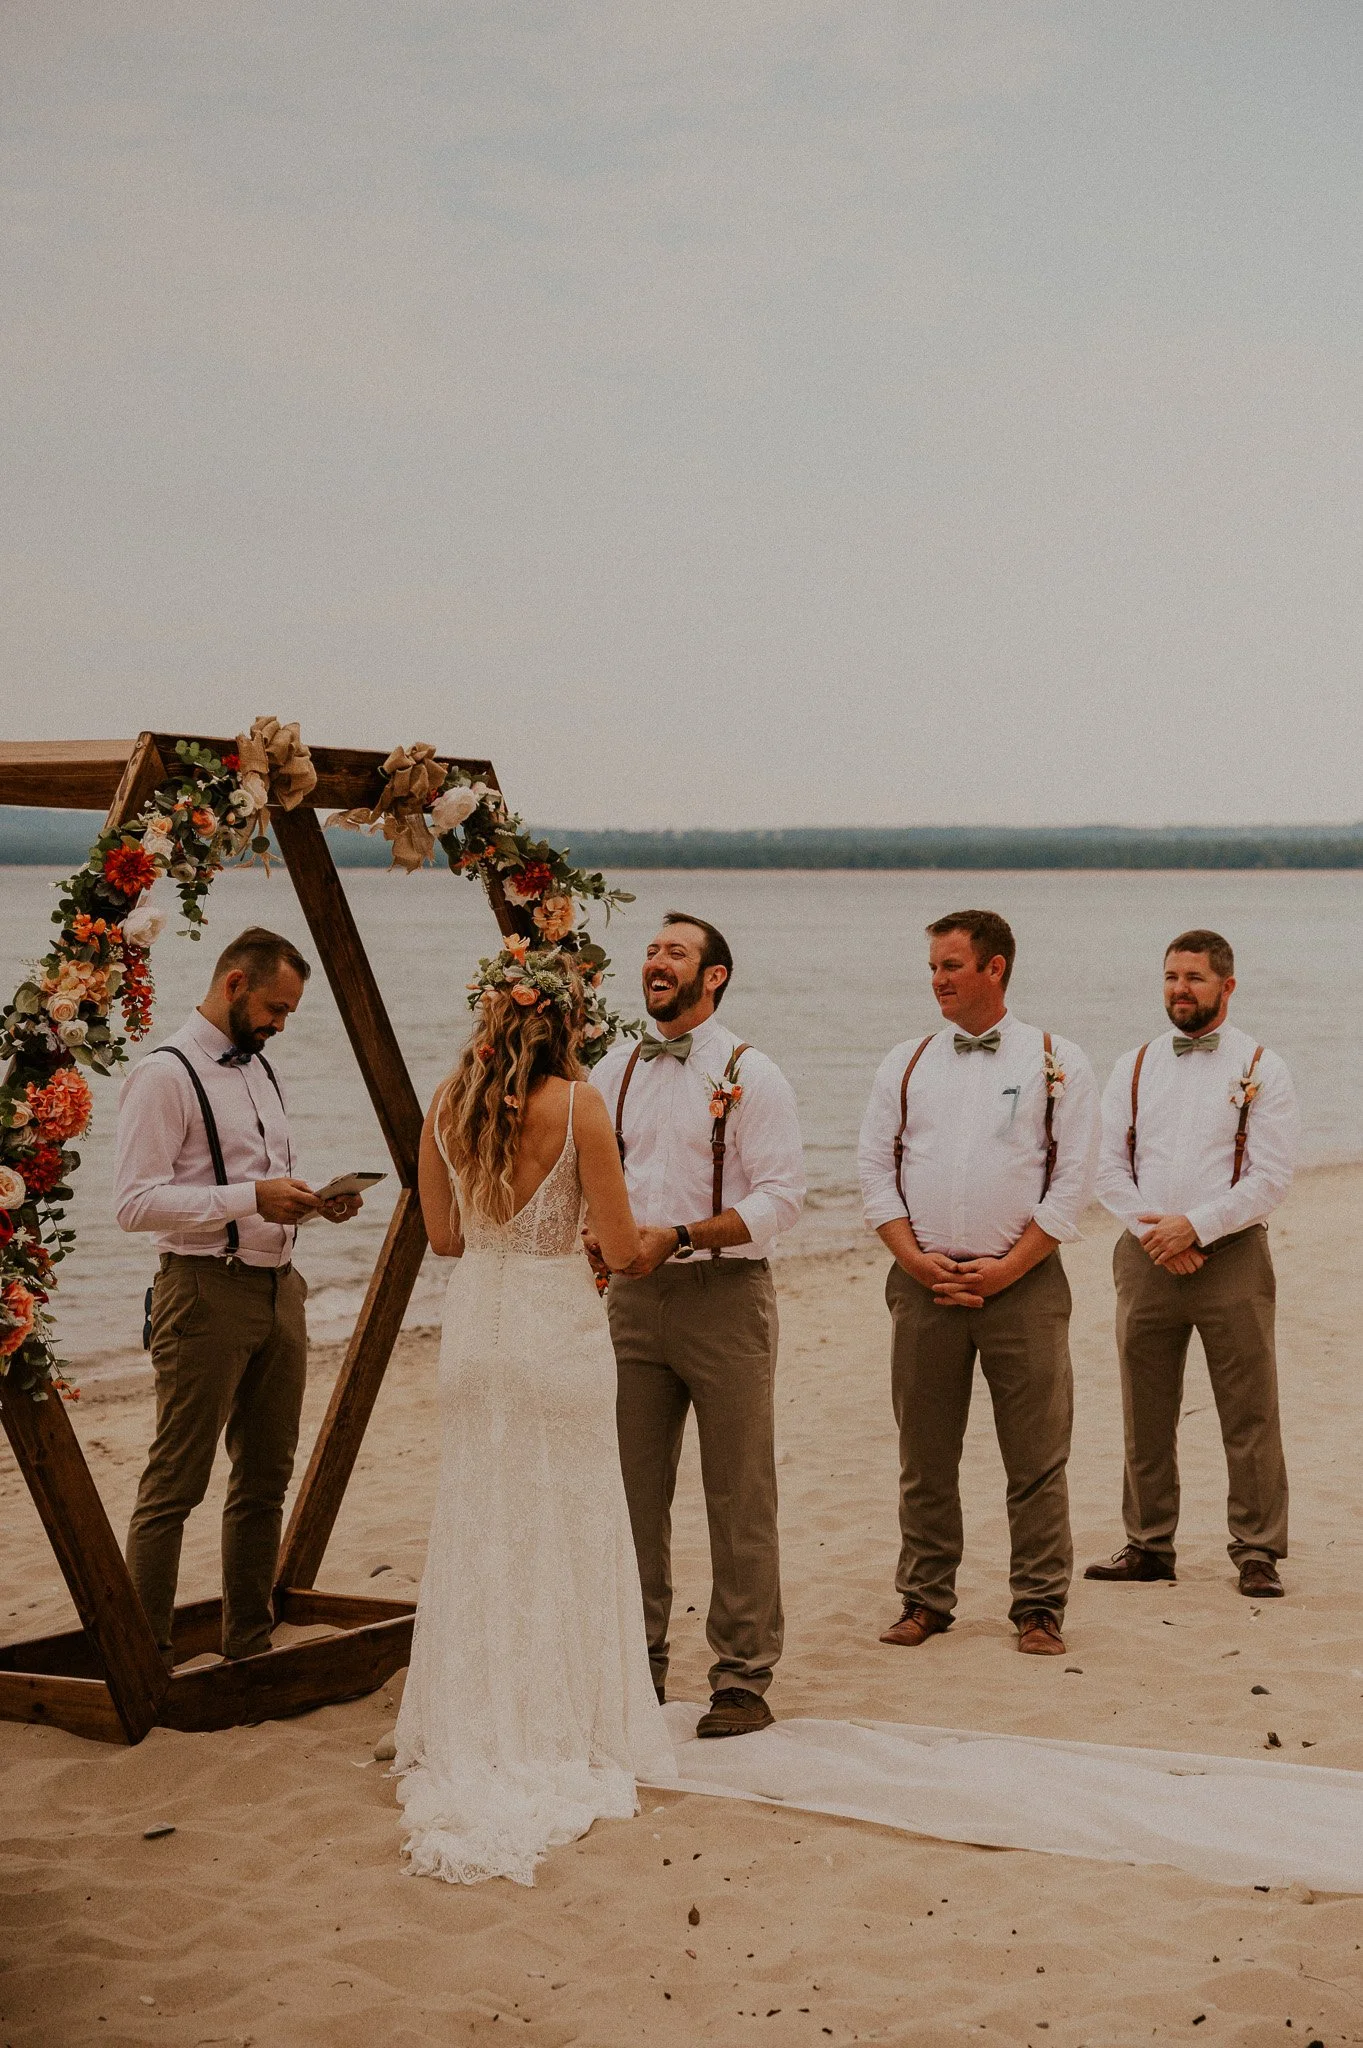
[393,1084,676,1885]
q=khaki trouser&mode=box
[126,1254,309,1661]
[609,1259,782,1698]
[1114,1224,1287,1568]
[888,1252,1075,1624]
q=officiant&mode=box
[589,913,806,1739]
[114,926,364,1666]
[859,910,1100,1658]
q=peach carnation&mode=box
[0,1280,35,1358]
[27,1070,93,1143]
[532,894,576,943]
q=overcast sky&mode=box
[3,3,1360,828]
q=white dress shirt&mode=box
[592,1012,806,1259]
[114,1010,298,1267]
[1097,1022,1298,1247]
[858,1011,1100,1258]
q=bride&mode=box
[392,944,676,1885]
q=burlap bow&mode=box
[233,717,318,823]
[326,742,448,873]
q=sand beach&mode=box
[4,1166,1363,2046]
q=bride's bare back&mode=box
[417,1071,641,1269]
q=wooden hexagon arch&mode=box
[0,732,515,1744]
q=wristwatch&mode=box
[672,1224,695,1260]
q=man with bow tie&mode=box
[589,913,805,1738]
[114,926,363,1665]
[858,910,1099,1657]
[1086,929,1298,1599]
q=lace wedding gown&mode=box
[393,1084,676,1885]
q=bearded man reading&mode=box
[114,927,363,1664]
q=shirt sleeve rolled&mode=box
[728,1058,805,1255]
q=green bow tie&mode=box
[639,1032,692,1064]
[953,1029,1001,1055]
[1172,1032,1220,1055]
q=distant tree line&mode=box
[4,809,1363,871]
[544,825,1363,871]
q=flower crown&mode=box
[466,934,629,1062]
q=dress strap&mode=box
[565,1080,578,1157]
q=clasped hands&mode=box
[1137,1212,1205,1274]
[255,1178,365,1226]
[906,1249,1016,1310]
[582,1223,677,1286]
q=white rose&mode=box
[123,903,168,948]
[7,1103,31,1129]
[430,789,479,834]
[58,1020,87,1046]
[230,787,256,814]
[143,815,173,841]
[0,1165,25,1207]
[46,994,79,1025]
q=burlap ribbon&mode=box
[233,717,318,823]
[325,742,447,873]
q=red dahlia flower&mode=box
[103,845,159,897]
[20,1146,63,1199]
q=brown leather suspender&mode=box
[708,1044,751,1258]
[613,1039,753,1258]
[892,1037,934,1215]
[614,1043,643,1162]
[1040,1031,1059,1201]
[1126,1039,1265,1188]
[1231,1046,1265,1187]
[1126,1042,1150,1178]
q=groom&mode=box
[590,914,805,1737]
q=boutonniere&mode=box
[1044,1047,1067,1099]
[1230,1068,1261,1111]
[705,1046,746,1120]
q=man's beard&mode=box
[645,966,705,1023]
[227,993,273,1055]
[1165,992,1221,1036]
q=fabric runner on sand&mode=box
[648,1706,1363,1892]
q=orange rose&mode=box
[510,984,540,1007]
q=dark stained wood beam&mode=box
[272,803,424,1182]
[160,1611,413,1732]
[0,1670,126,1743]
[0,737,498,814]
[0,1379,167,1742]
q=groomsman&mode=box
[1086,929,1298,1597]
[590,914,806,1737]
[859,911,1100,1656]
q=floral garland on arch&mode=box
[325,745,640,1060]
[0,722,310,1401]
[0,724,636,1401]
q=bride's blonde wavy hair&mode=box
[438,975,586,1222]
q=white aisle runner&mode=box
[648,1706,1363,1892]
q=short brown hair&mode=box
[662,911,733,1007]
[1165,929,1234,978]
[925,909,1016,989]
[212,926,311,988]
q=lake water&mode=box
[2,864,1359,1375]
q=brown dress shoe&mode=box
[1238,1558,1284,1598]
[695,1687,774,1739]
[1083,1544,1177,1583]
[879,1603,953,1648]
[1016,1611,1066,1655]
